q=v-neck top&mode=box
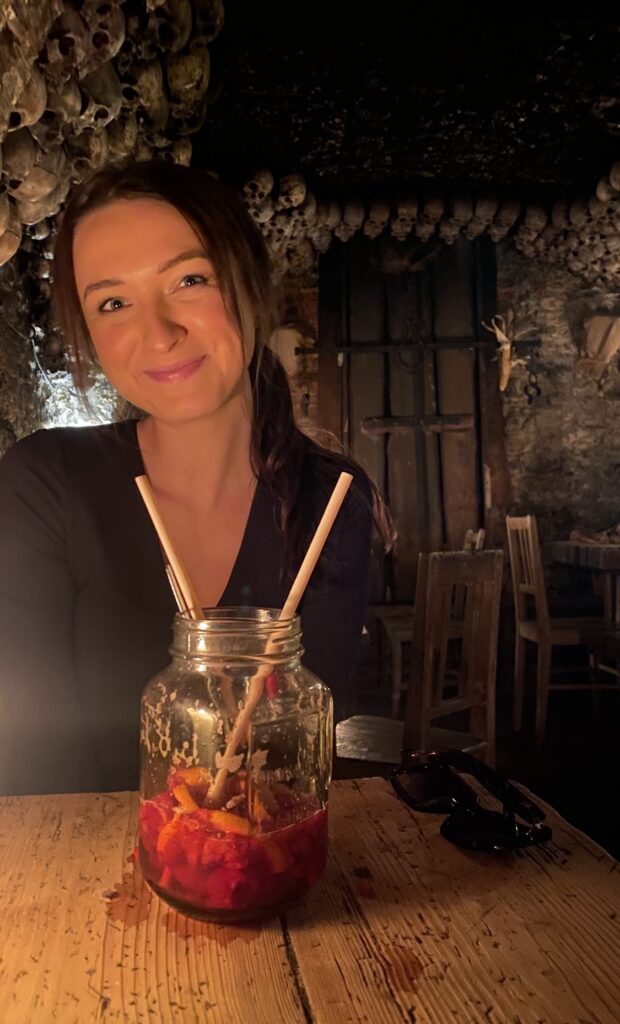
[0,420,372,795]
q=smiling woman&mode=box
[0,160,392,797]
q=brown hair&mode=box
[52,159,394,576]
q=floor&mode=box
[335,632,620,859]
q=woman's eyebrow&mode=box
[82,249,210,300]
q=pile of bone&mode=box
[244,163,620,290]
[513,161,620,290]
[0,0,224,268]
[243,169,523,277]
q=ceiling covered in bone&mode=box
[0,2,619,309]
[199,6,620,197]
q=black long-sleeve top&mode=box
[0,419,371,795]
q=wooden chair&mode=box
[336,549,503,767]
[374,528,486,717]
[506,514,604,747]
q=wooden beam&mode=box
[474,237,513,547]
[362,414,474,436]
[317,246,343,442]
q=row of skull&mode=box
[242,162,620,287]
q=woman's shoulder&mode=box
[0,420,139,491]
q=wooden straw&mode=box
[207,471,353,808]
[165,564,188,615]
[135,475,202,620]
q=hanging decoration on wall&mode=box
[481,311,531,393]
[577,314,620,379]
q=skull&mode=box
[166,36,211,118]
[2,130,37,195]
[27,218,52,241]
[248,197,274,225]
[275,174,306,211]
[134,140,154,162]
[28,114,65,154]
[0,202,22,267]
[568,199,588,229]
[363,200,390,240]
[325,201,341,231]
[596,176,614,205]
[67,129,110,182]
[0,193,9,235]
[488,199,521,242]
[343,201,365,235]
[193,0,225,42]
[7,138,67,204]
[79,64,122,130]
[106,113,139,160]
[121,61,168,128]
[298,191,317,226]
[41,9,92,80]
[551,199,570,231]
[143,0,193,59]
[79,1,127,76]
[8,68,47,132]
[308,224,333,253]
[17,176,71,225]
[465,194,499,240]
[161,138,193,166]
[243,169,274,205]
[45,76,83,126]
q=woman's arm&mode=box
[0,432,94,794]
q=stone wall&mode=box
[497,244,620,540]
[0,261,42,455]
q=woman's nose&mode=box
[140,305,186,353]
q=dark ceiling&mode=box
[194,5,620,200]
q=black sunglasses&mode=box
[391,750,552,852]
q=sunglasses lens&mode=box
[441,807,552,851]
[391,765,477,814]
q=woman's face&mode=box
[73,197,252,424]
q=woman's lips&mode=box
[144,356,206,384]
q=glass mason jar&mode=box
[138,608,333,921]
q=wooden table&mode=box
[1,779,619,1024]
[550,540,620,624]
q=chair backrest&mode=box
[404,550,503,760]
[505,514,550,627]
[453,528,486,619]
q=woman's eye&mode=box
[98,297,126,313]
[180,273,209,288]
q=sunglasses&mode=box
[391,749,552,852]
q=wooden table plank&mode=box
[0,779,618,1024]
[0,792,306,1024]
[291,779,620,1024]
[550,540,620,572]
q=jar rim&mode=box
[174,607,299,629]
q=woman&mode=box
[0,160,390,796]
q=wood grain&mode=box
[0,780,618,1024]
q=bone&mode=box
[8,67,47,132]
[488,199,521,241]
[465,193,499,240]
[193,0,226,41]
[0,202,22,267]
[144,0,193,57]
[275,174,307,211]
[79,64,123,130]
[166,36,211,117]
